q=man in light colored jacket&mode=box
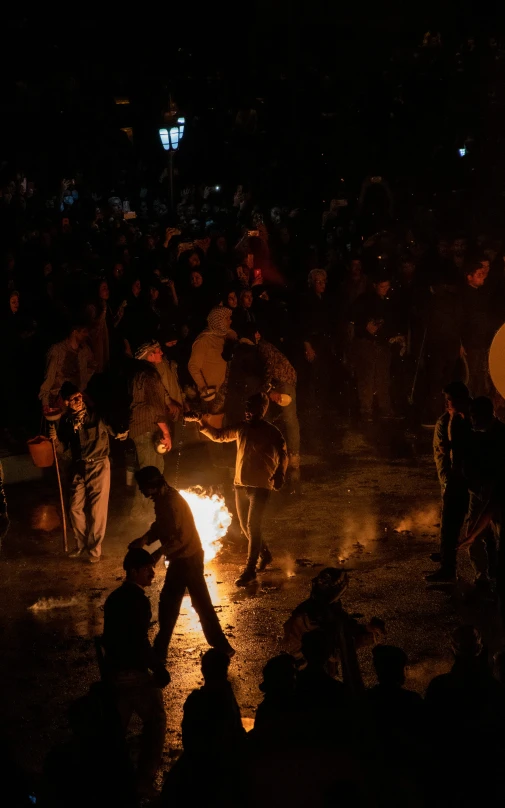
[191,392,288,586]
[188,307,232,427]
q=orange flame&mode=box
[179,488,232,562]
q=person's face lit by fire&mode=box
[130,562,155,588]
[146,346,163,364]
[314,277,326,296]
[66,391,84,414]
[374,280,391,298]
[189,252,201,269]
[241,290,253,309]
[9,293,19,314]
[131,279,141,297]
[99,282,109,301]
[245,398,263,422]
[227,290,238,308]
[466,267,487,289]
[191,271,203,288]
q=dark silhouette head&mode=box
[301,629,331,669]
[135,466,166,499]
[201,648,230,684]
[372,645,408,687]
[310,567,349,605]
[245,392,269,421]
[259,654,296,695]
[451,625,482,659]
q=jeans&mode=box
[268,383,300,458]
[113,670,166,788]
[440,478,469,574]
[154,550,227,662]
[235,485,271,568]
[131,432,164,519]
[353,339,392,416]
[69,458,110,558]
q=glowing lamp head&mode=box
[159,128,170,151]
[169,127,180,151]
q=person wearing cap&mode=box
[188,306,233,428]
[191,392,288,586]
[129,340,174,521]
[103,548,170,799]
[350,270,404,421]
[50,382,127,562]
[427,381,472,583]
[129,466,234,661]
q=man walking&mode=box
[129,466,234,661]
[103,548,170,800]
[192,392,288,586]
[51,382,122,562]
[427,381,471,583]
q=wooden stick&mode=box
[51,437,68,553]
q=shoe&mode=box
[258,548,273,572]
[89,555,101,564]
[425,568,456,583]
[430,552,442,563]
[235,567,257,587]
[68,548,86,558]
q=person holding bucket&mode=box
[50,382,126,562]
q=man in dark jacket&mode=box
[128,466,234,661]
[427,381,471,583]
[192,392,288,586]
[351,272,404,420]
[103,548,170,799]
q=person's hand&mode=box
[153,666,171,689]
[269,392,283,404]
[128,535,147,550]
[160,433,172,452]
[48,424,57,439]
[305,345,316,363]
[273,476,285,491]
[184,413,203,424]
[366,320,380,336]
[460,344,467,358]
[60,179,71,194]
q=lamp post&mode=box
[159,117,185,210]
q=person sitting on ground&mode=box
[253,653,298,741]
[284,568,385,693]
[161,649,246,807]
[102,548,170,800]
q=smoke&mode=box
[395,504,439,534]
[29,596,81,612]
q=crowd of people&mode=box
[4,34,505,800]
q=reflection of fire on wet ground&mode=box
[29,596,82,612]
[395,505,439,536]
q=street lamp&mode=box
[159,117,185,209]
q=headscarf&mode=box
[207,306,231,336]
[308,268,327,288]
[135,340,160,361]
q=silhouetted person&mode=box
[253,654,298,740]
[129,466,234,661]
[103,548,170,800]
[161,649,245,807]
[41,687,135,808]
[425,626,505,805]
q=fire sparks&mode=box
[179,488,232,562]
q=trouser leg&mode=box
[268,385,301,483]
[85,458,110,558]
[353,340,375,417]
[132,433,164,519]
[185,551,228,648]
[235,485,250,542]
[153,561,187,662]
[246,487,270,568]
[375,343,392,416]
[440,481,469,574]
[114,671,166,789]
[69,468,87,550]
[468,491,494,581]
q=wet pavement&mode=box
[1,419,502,780]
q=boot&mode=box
[258,546,273,572]
[235,564,257,587]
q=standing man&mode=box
[39,321,96,408]
[351,270,405,421]
[103,548,170,800]
[129,340,173,521]
[51,382,124,562]
[188,306,232,427]
[427,381,471,583]
[129,466,234,661]
[192,392,288,586]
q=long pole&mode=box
[51,437,68,552]
[169,150,174,211]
